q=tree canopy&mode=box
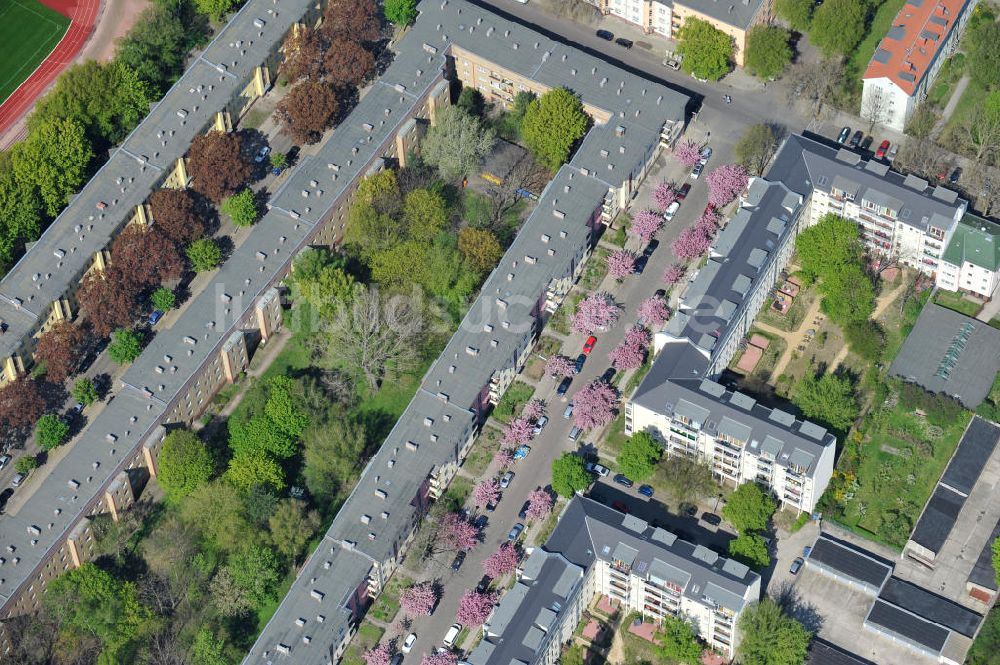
[521,88,589,171]
[795,214,864,280]
[384,0,418,25]
[728,533,771,568]
[809,0,866,57]
[792,372,859,431]
[618,431,662,482]
[36,414,70,451]
[722,482,776,534]
[655,616,703,664]
[187,238,222,272]
[108,328,143,365]
[677,18,734,82]
[551,453,591,498]
[421,105,496,180]
[775,0,814,31]
[734,124,777,176]
[187,131,252,203]
[745,26,792,81]
[158,429,215,500]
[12,117,92,218]
[221,188,260,227]
[736,599,812,665]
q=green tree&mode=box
[0,163,43,268]
[521,87,589,171]
[737,598,811,665]
[422,105,496,180]
[221,188,259,227]
[302,419,367,508]
[403,188,450,242]
[551,453,591,498]
[618,431,662,482]
[677,18,734,82]
[288,248,357,324]
[969,23,1000,89]
[226,448,286,491]
[656,616,703,664]
[35,414,69,451]
[11,117,92,218]
[728,533,771,568]
[15,455,39,474]
[180,481,254,552]
[116,3,195,94]
[355,169,400,207]
[655,456,716,507]
[191,627,229,665]
[809,0,865,57]
[345,202,401,262]
[745,25,792,81]
[108,328,143,364]
[458,227,504,273]
[195,0,237,21]
[151,286,176,312]
[72,377,98,406]
[734,124,777,176]
[268,499,321,562]
[843,319,885,362]
[157,429,215,500]
[186,238,222,271]
[226,543,282,608]
[269,151,288,170]
[795,213,863,281]
[992,537,1000,590]
[384,0,417,25]
[561,644,586,665]
[792,372,858,431]
[775,0,814,31]
[457,87,486,117]
[820,264,875,325]
[722,482,776,533]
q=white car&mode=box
[443,623,462,648]
[586,462,610,477]
[254,145,271,163]
[500,470,515,488]
[402,633,417,653]
[0,455,9,471]
[531,415,548,436]
[690,163,704,179]
[663,201,680,221]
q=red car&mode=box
[676,183,691,201]
[582,336,597,354]
[875,139,890,159]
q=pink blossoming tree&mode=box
[695,208,720,236]
[606,249,636,281]
[483,542,521,577]
[651,182,677,211]
[439,513,480,552]
[521,398,546,422]
[572,381,619,430]
[706,164,749,207]
[671,226,712,260]
[421,652,458,665]
[629,210,663,244]
[571,293,621,334]
[526,489,554,521]
[457,589,498,626]
[663,263,685,284]
[502,417,534,446]
[544,355,575,379]
[472,479,501,509]
[365,643,393,665]
[674,140,702,167]
[637,296,670,327]
[493,447,514,469]
[400,582,438,616]
[609,325,651,371]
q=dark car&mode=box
[790,557,804,575]
[614,37,633,49]
[860,135,873,151]
[451,551,466,571]
[148,310,164,326]
[654,288,667,298]
[611,500,629,513]
[638,484,654,498]
[477,575,493,593]
[600,367,616,384]
[837,126,851,144]
[643,239,659,258]
[613,473,633,488]
[473,515,488,529]
[633,254,649,274]
[486,498,498,512]
[508,523,524,541]
[676,183,691,200]
[596,29,614,41]
[950,167,962,184]
[849,130,863,148]
[557,376,572,397]
[518,501,531,520]
[0,488,12,514]
[574,353,587,374]
[701,512,722,526]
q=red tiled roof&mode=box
[863,0,969,95]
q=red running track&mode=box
[0,0,100,137]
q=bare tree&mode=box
[958,103,1000,165]
[965,163,1000,217]
[787,57,845,123]
[482,150,547,229]
[0,614,57,665]
[144,627,187,665]
[892,137,941,181]
[319,286,424,390]
[861,86,894,134]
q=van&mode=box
[568,426,582,441]
[443,623,462,648]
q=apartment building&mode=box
[466,497,761,664]
[589,0,773,66]
[861,0,978,131]
[937,213,1000,300]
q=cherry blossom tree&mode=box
[526,490,553,521]
[637,296,670,327]
[663,263,685,284]
[609,325,649,370]
[483,542,521,578]
[502,417,534,446]
[544,355,575,379]
[521,399,546,422]
[400,582,438,616]
[629,209,663,244]
[674,140,702,167]
[364,642,393,665]
[421,652,459,665]
[493,447,514,469]
[606,249,636,281]
[695,207,721,236]
[457,589,498,626]
[439,513,479,552]
[571,293,621,334]
[472,479,501,509]
[706,164,749,207]
[671,226,712,260]
[572,381,619,430]
[651,182,677,211]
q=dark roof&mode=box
[809,534,893,589]
[866,599,950,653]
[909,485,965,553]
[807,639,876,665]
[969,516,1000,591]
[940,417,1000,495]
[879,577,982,638]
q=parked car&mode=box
[11,472,25,488]
[513,445,531,460]
[849,130,863,148]
[443,624,463,648]
[690,162,704,179]
[508,523,524,541]
[582,335,597,354]
[568,426,582,441]
[887,144,899,162]
[500,470,515,489]
[451,551,466,571]
[402,634,418,653]
[148,310,164,326]
[531,415,548,436]
[614,37,633,49]
[875,139,890,159]
[613,473,633,488]
[254,145,271,163]
[586,462,610,477]
[676,183,691,200]
[600,367,616,384]
[563,403,574,419]
[643,239,659,257]
[701,512,722,526]
[477,575,492,593]
[654,288,667,298]
[574,353,587,374]
[837,126,851,144]
[0,488,12,514]
[950,167,962,184]
[557,377,572,397]
[663,201,680,221]
[519,501,531,519]
[790,557,804,575]
[700,146,713,161]
[596,29,614,40]
[72,402,84,413]
[390,654,403,665]
[486,499,498,512]
[663,58,681,70]
[638,484,654,498]
[473,515,488,529]
[803,545,813,558]
[860,135,873,151]
[0,455,10,471]
[633,254,649,274]
[611,500,629,513]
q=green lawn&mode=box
[848,0,908,76]
[492,380,535,424]
[0,0,70,104]
[933,289,982,318]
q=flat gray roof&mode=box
[807,534,893,590]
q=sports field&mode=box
[0,0,71,105]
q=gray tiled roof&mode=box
[676,0,767,30]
